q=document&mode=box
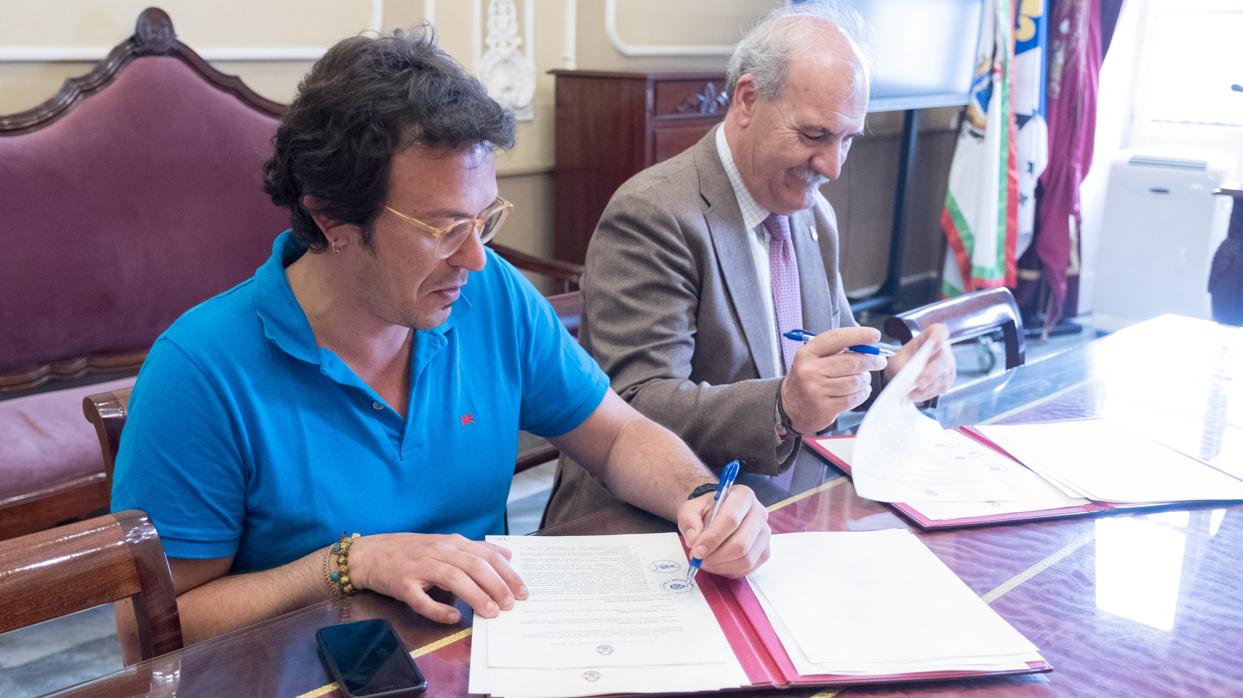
[468,531,1049,696]
[851,340,1033,503]
[815,438,1087,521]
[469,533,746,697]
[976,420,1243,503]
[747,530,1043,676]
[1151,416,1243,479]
[1105,403,1243,480]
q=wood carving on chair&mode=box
[0,7,282,137]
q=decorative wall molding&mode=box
[474,0,536,121]
[602,0,735,57]
[0,0,384,62]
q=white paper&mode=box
[1112,407,1243,480]
[815,438,1088,521]
[850,341,1035,502]
[471,616,744,698]
[750,582,1032,676]
[469,533,747,697]
[485,534,733,668]
[976,420,1243,503]
[747,530,1042,675]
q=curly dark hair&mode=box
[263,26,515,251]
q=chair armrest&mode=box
[489,243,584,293]
[82,386,133,486]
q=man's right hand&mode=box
[780,327,888,435]
[349,533,528,624]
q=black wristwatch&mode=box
[688,482,720,500]
[776,380,800,440]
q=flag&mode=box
[1013,0,1049,260]
[1032,0,1103,324]
[942,0,1019,297]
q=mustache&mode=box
[791,166,829,188]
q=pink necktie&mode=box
[763,213,802,373]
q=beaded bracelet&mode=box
[323,532,361,596]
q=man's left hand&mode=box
[677,484,770,578]
[883,323,956,402]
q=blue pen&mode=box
[782,328,896,357]
[686,459,740,582]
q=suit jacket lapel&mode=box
[694,133,778,380]
[789,208,837,333]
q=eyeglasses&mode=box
[383,196,513,259]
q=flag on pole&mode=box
[1032,0,1103,325]
[1013,0,1048,260]
[941,0,1019,297]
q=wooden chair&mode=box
[0,509,182,662]
[83,388,131,487]
[489,245,585,472]
[883,288,1025,406]
[491,243,584,294]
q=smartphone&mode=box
[316,619,428,697]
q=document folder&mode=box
[466,530,1049,696]
[695,570,1051,689]
[805,427,1240,530]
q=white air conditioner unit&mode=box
[1091,152,1231,332]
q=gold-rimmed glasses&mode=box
[383,196,513,259]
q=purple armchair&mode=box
[0,8,287,538]
[1,8,586,539]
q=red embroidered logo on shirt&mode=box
[460,412,475,426]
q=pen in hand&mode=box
[782,328,896,356]
[686,459,740,582]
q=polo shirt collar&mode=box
[254,231,475,368]
[256,231,320,365]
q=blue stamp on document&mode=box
[662,578,694,593]
[649,559,681,573]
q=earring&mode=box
[330,240,342,254]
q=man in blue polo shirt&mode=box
[111,28,771,651]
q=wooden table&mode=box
[54,315,1243,697]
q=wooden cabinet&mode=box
[551,70,727,263]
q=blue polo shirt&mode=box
[112,232,609,573]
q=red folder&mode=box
[804,430,1166,530]
[691,568,1051,689]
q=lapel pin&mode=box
[809,225,819,242]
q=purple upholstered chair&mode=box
[0,8,287,538]
[1,7,592,540]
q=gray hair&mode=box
[726,1,875,100]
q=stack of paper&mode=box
[748,529,1044,676]
[816,437,1087,521]
[849,339,1077,510]
[468,533,747,698]
[976,420,1243,503]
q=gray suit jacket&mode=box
[543,129,858,526]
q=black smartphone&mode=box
[316,619,428,697]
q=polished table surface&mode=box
[55,315,1243,697]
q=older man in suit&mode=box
[544,1,956,525]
